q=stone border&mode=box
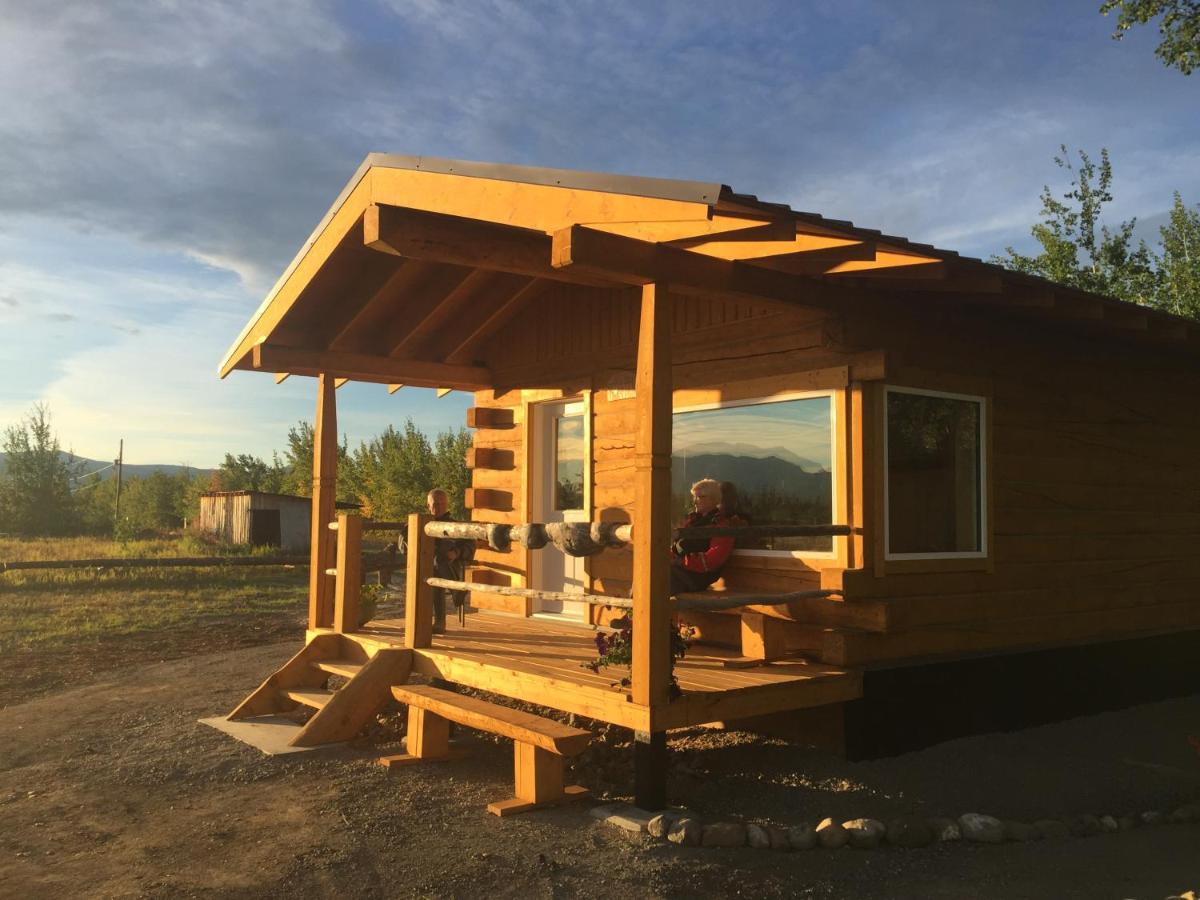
[590,802,1200,850]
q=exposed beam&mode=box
[334,378,349,389]
[824,251,943,276]
[363,203,611,286]
[388,269,514,359]
[551,224,868,314]
[369,265,474,357]
[276,238,406,350]
[596,215,795,245]
[748,242,878,275]
[274,372,290,384]
[444,278,553,365]
[330,259,449,352]
[681,235,872,263]
[387,383,405,394]
[436,388,452,398]
[251,344,492,390]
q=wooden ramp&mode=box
[335,611,862,732]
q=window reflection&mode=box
[672,397,834,552]
[554,415,584,511]
[886,390,982,555]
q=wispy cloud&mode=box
[1,1,1197,463]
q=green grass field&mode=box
[0,535,310,707]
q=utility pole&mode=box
[113,439,124,532]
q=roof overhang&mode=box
[220,154,1200,387]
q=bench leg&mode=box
[378,708,467,769]
[486,743,589,816]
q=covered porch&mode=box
[216,155,958,807]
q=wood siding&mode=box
[465,285,1200,670]
[196,493,310,551]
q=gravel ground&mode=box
[1,640,1198,899]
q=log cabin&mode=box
[216,154,1200,811]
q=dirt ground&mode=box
[2,639,1198,900]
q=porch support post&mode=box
[308,373,338,629]
[632,281,673,708]
[405,512,434,648]
[633,730,668,811]
[632,281,672,810]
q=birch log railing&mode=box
[322,513,851,638]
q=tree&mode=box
[216,453,274,492]
[1157,192,1200,318]
[997,146,1200,321]
[431,428,474,519]
[997,146,1159,305]
[0,405,82,535]
[1101,0,1200,74]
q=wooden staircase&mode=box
[227,634,413,747]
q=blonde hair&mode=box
[690,478,721,502]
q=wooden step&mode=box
[392,684,591,756]
[311,659,364,679]
[283,689,336,710]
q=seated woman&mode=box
[669,478,746,595]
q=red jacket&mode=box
[673,510,742,575]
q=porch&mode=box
[331,608,861,733]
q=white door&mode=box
[530,400,587,621]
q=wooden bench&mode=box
[385,683,591,816]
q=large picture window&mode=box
[885,387,985,558]
[672,394,835,554]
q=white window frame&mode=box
[883,385,988,561]
[672,389,839,561]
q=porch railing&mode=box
[320,512,851,643]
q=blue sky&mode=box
[1,0,1197,466]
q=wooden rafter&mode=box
[330,259,453,352]
[363,204,612,287]
[274,239,404,349]
[368,265,475,357]
[388,268,505,359]
[251,344,492,390]
[590,215,795,245]
[550,223,867,313]
[444,278,553,365]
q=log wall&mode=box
[465,284,1200,668]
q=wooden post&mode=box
[633,730,667,811]
[405,512,434,648]
[632,282,673,708]
[632,282,672,811]
[308,373,338,629]
[333,513,362,633]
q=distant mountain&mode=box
[672,453,831,503]
[674,441,827,472]
[0,451,213,482]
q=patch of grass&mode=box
[0,536,309,706]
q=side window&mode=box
[672,394,834,554]
[885,387,985,558]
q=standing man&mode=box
[427,488,474,633]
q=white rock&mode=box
[842,818,886,849]
[958,813,1005,843]
[746,824,771,849]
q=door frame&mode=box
[526,394,592,620]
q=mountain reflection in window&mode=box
[886,390,982,554]
[672,397,833,552]
[555,415,584,511]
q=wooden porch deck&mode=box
[319,610,862,732]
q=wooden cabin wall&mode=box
[468,282,1200,669]
[467,284,864,626]
[826,301,1200,667]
